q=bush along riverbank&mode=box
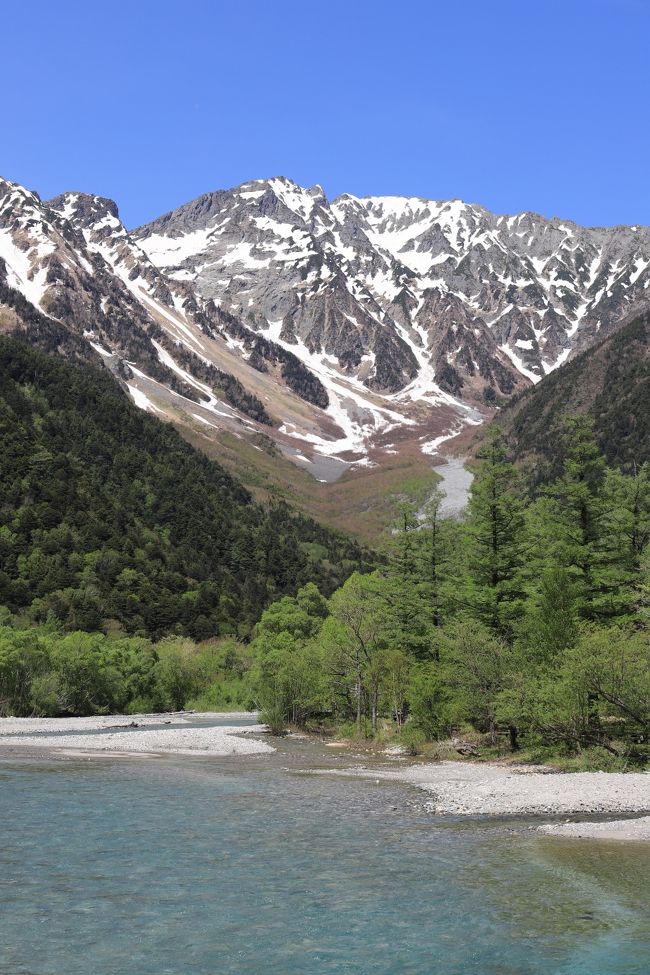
[0,624,255,717]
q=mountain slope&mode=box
[4,171,650,537]
[136,176,650,399]
[494,307,650,481]
[135,178,527,406]
[0,337,371,637]
[2,176,468,493]
[0,179,340,440]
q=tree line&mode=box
[0,620,251,717]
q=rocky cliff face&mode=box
[2,172,649,483]
[494,305,650,481]
[135,176,650,403]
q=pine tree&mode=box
[599,465,650,617]
[462,427,525,637]
[419,485,447,632]
[534,416,614,620]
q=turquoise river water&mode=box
[0,718,648,974]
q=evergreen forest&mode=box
[246,419,650,767]
[0,338,370,639]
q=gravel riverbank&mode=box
[328,760,650,820]
[0,712,274,757]
[538,815,650,841]
[3,716,649,836]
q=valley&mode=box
[4,5,650,974]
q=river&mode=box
[418,455,473,521]
[1,717,649,974]
[437,456,473,517]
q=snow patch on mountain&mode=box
[136,177,650,441]
[0,231,51,309]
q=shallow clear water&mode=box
[1,736,649,974]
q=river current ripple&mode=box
[0,720,648,974]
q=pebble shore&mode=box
[333,760,650,825]
[0,713,274,757]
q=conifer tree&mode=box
[599,465,650,617]
[462,427,525,637]
[419,485,447,632]
[531,416,614,620]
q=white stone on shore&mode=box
[323,761,650,819]
[0,713,191,734]
[538,815,650,841]
[0,713,273,757]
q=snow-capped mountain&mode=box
[2,172,649,488]
[136,176,650,397]
[0,176,475,480]
[0,177,224,397]
[0,178,374,480]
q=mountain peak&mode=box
[47,192,120,228]
[5,170,650,482]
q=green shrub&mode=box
[337,718,374,740]
[400,724,426,755]
[260,705,287,735]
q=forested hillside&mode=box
[0,338,371,640]
[496,307,650,485]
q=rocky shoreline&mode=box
[0,712,274,757]
[538,815,650,841]
[319,760,650,832]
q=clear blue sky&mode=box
[3,0,649,228]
